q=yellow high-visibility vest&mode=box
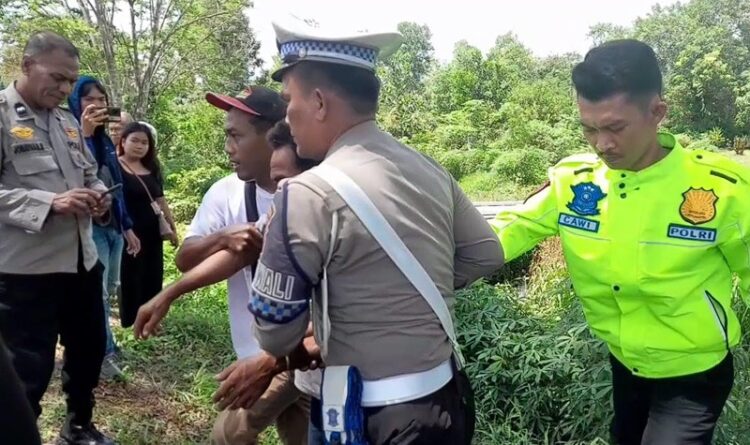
[491,132,750,378]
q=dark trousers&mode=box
[0,332,41,445]
[310,367,475,445]
[610,353,734,445]
[0,259,106,426]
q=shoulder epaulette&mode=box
[689,149,750,186]
[553,152,601,174]
[57,104,73,115]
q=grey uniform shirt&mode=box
[0,84,106,274]
[250,120,503,380]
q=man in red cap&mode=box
[133,86,311,445]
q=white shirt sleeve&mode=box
[185,180,228,238]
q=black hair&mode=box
[572,39,662,103]
[266,121,320,171]
[249,115,276,134]
[81,80,109,104]
[117,122,162,183]
[291,61,380,115]
[23,31,80,59]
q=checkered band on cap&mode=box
[280,40,378,69]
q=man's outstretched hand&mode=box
[213,336,322,411]
[213,352,279,411]
[133,293,172,339]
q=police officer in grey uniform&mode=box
[0,32,115,445]
[249,18,504,444]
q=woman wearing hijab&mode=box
[68,76,141,380]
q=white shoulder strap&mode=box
[310,163,464,367]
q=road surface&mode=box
[473,201,521,220]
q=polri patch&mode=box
[559,213,600,233]
[567,182,606,216]
[679,187,717,225]
[667,223,716,242]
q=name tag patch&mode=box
[12,142,46,154]
[559,213,600,233]
[249,261,309,324]
[253,261,296,301]
[667,224,716,242]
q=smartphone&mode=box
[100,183,123,197]
[105,106,121,123]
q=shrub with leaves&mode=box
[166,165,229,223]
[456,238,750,444]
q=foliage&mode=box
[39,246,283,444]
[457,243,750,444]
[8,1,750,442]
[377,22,436,139]
[0,0,261,118]
[625,0,750,139]
[165,164,228,222]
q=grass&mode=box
[38,245,282,445]
[462,239,750,445]
[38,158,750,443]
[460,171,536,201]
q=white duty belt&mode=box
[310,163,465,408]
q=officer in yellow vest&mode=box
[491,39,748,445]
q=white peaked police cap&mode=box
[271,14,404,81]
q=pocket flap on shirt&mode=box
[69,150,92,169]
[12,155,59,175]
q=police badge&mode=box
[10,126,34,140]
[679,188,718,225]
[326,408,340,427]
[64,128,79,141]
[567,182,607,216]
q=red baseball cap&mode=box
[205,85,287,123]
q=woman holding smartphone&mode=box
[117,122,178,330]
[68,76,140,380]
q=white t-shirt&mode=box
[186,173,321,395]
[185,174,274,359]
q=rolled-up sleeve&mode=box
[451,178,504,289]
[250,181,329,357]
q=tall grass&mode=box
[457,239,750,445]
[39,239,749,444]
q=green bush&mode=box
[687,138,721,153]
[492,148,550,185]
[456,249,750,444]
[166,165,230,223]
[706,127,728,148]
[460,171,503,194]
[459,172,535,201]
[434,149,501,180]
[675,132,694,148]
[434,150,468,179]
[457,282,612,444]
